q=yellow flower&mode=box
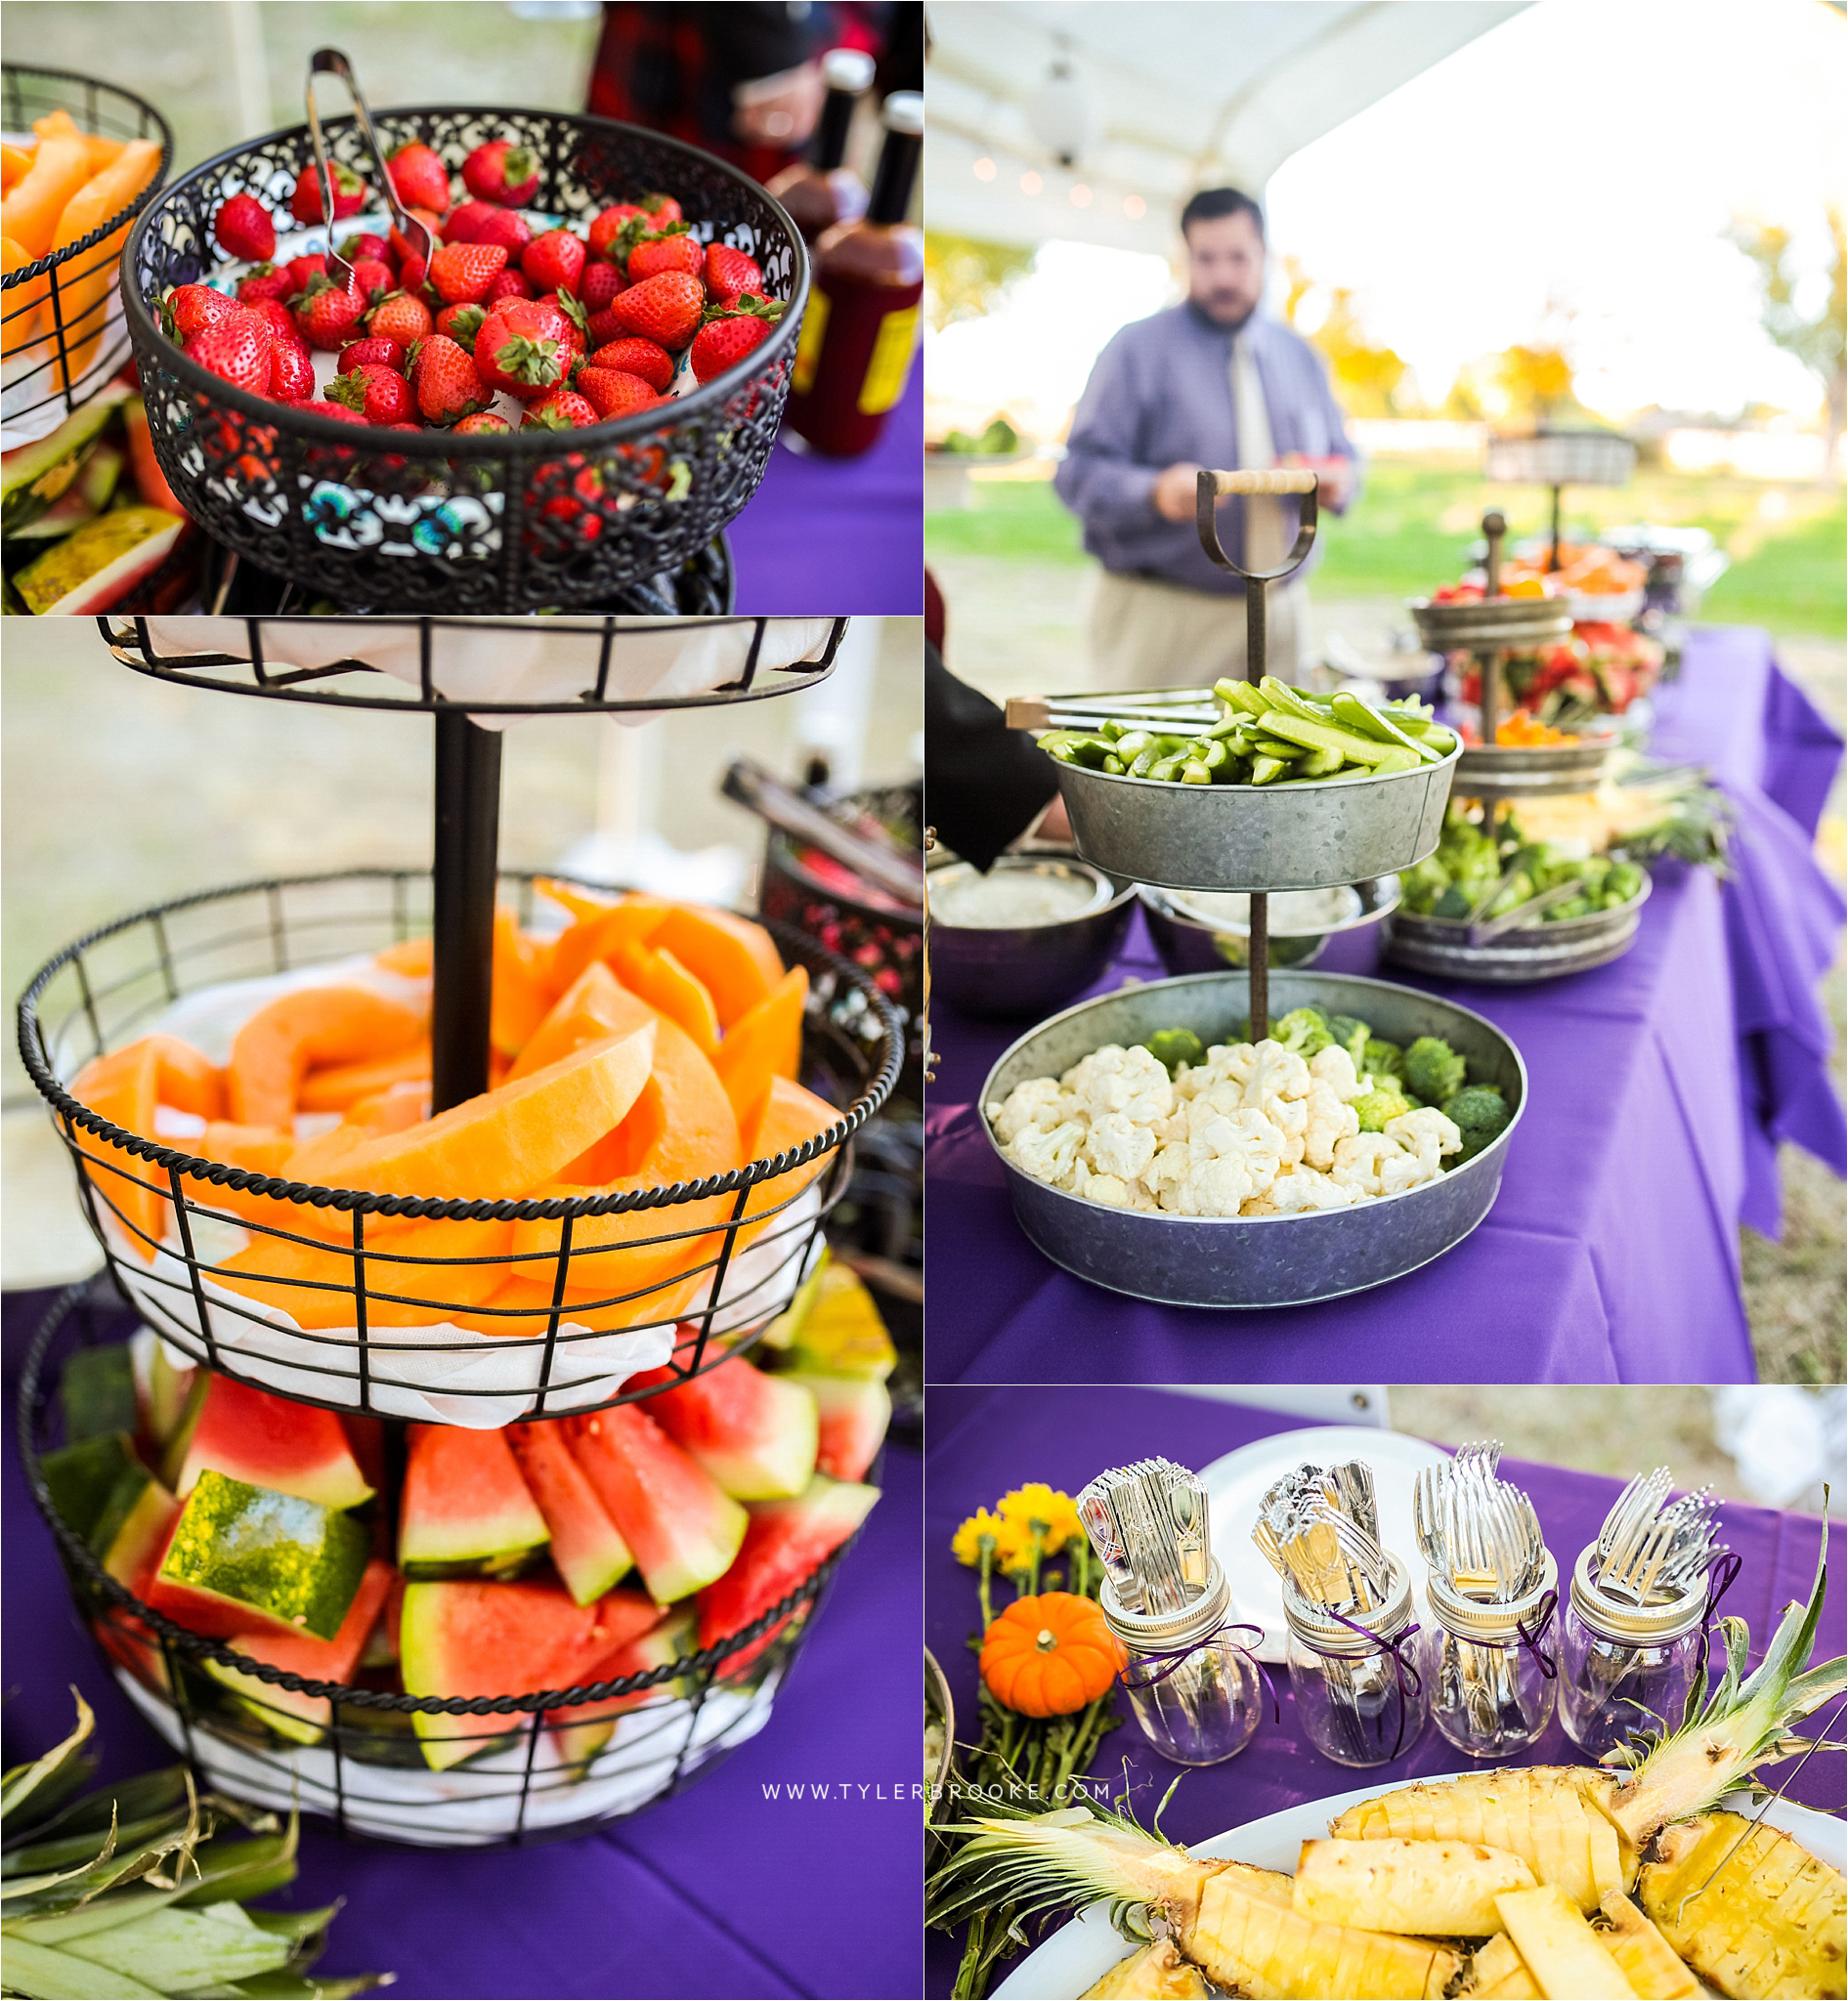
[953,1508,1005,1567]
[997,1483,1085,1554]
[991,1515,1038,1572]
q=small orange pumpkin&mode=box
[979,1592,1126,1719]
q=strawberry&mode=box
[245,297,298,345]
[587,204,650,259]
[639,192,681,224]
[609,272,703,350]
[586,303,627,346]
[522,388,598,429]
[339,336,406,373]
[214,192,275,263]
[337,231,392,266]
[485,268,533,305]
[387,141,451,215]
[536,290,588,352]
[521,229,585,295]
[366,290,436,348]
[399,253,430,295]
[390,209,443,268]
[537,459,606,540]
[236,265,294,306]
[186,307,271,392]
[430,241,508,305]
[474,298,572,400]
[688,296,785,383]
[704,243,763,304]
[474,207,533,257]
[291,398,367,423]
[625,225,702,282]
[452,410,512,435]
[435,302,488,349]
[586,337,673,393]
[286,253,327,293]
[268,334,316,401]
[291,273,366,351]
[575,366,660,421]
[350,256,395,300]
[288,159,365,226]
[443,199,498,244]
[461,137,540,207]
[412,334,490,424]
[162,283,238,342]
[580,259,625,312]
[327,361,414,425]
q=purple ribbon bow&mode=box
[1119,1620,1282,1724]
[1295,1609,1424,1763]
[1696,1549,1743,1681]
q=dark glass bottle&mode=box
[783,92,923,459]
[766,47,874,242]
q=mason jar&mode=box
[1283,1555,1429,1768]
[1100,1559,1263,1767]
[1421,1552,1559,1760]
[1559,1545,1707,1760]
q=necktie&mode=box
[1231,331,1289,574]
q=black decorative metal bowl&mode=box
[18,871,900,1423]
[21,1283,876,1848]
[121,108,807,611]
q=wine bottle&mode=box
[766,47,875,242]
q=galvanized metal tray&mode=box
[1386,877,1651,984]
[1139,876,1400,976]
[979,970,1526,1309]
[927,855,1137,1021]
[1453,728,1622,798]
[1053,742,1462,895]
[1408,597,1573,652]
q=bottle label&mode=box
[792,291,830,396]
[857,305,919,415]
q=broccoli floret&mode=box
[1272,1007,1333,1057]
[1484,870,1534,918]
[1322,1012,1372,1069]
[1431,884,1474,921]
[1400,853,1453,916]
[1605,860,1645,906]
[1144,1027,1206,1077]
[1545,896,1595,921]
[1353,1085,1412,1133]
[1361,1037,1404,1083]
[1441,1084,1512,1163]
[1403,1035,1467,1105]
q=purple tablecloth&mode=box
[729,361,922,614]
[924,629,1845,1384]
[2,1288,922,2001]
[925,1384,1847,1999]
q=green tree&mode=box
[924,233,1035,333]
[1282,257,1414,417]
[1726,206,1846,475]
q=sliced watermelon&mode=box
[171,1373,372,1511]
[91,1464,179,1588]
[41,1430,143,1542]
[628,1354,819,1501]
[783,1372,891,1483]
[131,1329,198,1450]
[398,1425,549,1576]
[13,504,189,616]
[61,1342,139,1442]
[546,1603,696,1768]
[565,1404,748,1604]
[698,1473,880,1678]
[207,1558,397,1745]
[360,1569,405,1669]
[399,1578,617,1771]
[339,1412,387,1495]
[507,1421,633,1605]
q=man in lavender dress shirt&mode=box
[1053,188,1359,687]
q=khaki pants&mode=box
[1082,569,1307,692]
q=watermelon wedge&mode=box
[171,1374,373,1511]
[398,1425,548,1577]
[207,1558,397,1745]
[130,1328,197,1450]
[91,1463,179,1588]
[629,1353,819,1500]
[783,1372,891,1483]
[41,1430,143,1543]
[564,1404,747,1604]
[399,1577,621,1770]
[61,1342,139,1442]
[547,1603,696,1769]
[698,1473,880,1678]
[507,1421,633,1605]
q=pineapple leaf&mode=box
[0,1692,96,1830]
[4,1770,189,1867]
[0,1933,165,1998]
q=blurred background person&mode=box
[1053,188,1358,688]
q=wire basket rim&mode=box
[20,1282,871,1713]
[0,64,176,287]
[120,103,808,452]
[17,867,905,1221]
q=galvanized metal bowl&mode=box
[1140,877,1400,976]
[1453,728,1621,799]
[1408,598,1574,652]
[979,970,1526,1310]
[1052,742,1462,895]
[1386,875,1651,984]
[928,855,1136,1021]
[925,1647,956,1834]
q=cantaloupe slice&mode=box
[492,911,554,1059]
[77,1034,226,1120]
[465,1266,708,1338]
[652,906,783,1028]
[212,1215,517,1329]
[505,961,655,1084]
[542,893,671,999]
[606,939,720,1056]
[228,985,427,1128]
[196,1123,294,1176]
[712,965,807,1135]
[374,938,432,977]
[298,1041,430,1113]
[346,1082,429,1136]
[68,1040,167,1257]
[737,1075,840,1250]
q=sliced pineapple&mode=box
[1597,1890,1702,1999]
[1637,1811,1846,2000]
[1493,1884,1641,1998]
[1471,1933,1542,1999]
[1293,1837,1536,1937]
[1081,1937,1210,2000]
[1190,1868,1462,2000]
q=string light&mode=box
[1124,194,1146,219]
[1069,184,1093,207]
[972,156,997,182]
[1020,170,1043,195]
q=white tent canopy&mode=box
[926,1,1526,254]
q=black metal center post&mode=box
[431,711,502,1111]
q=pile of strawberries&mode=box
[161,134,787,436]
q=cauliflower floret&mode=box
[1066,1160,1135,1206]
[1228,1039,1313,1112]
[1008,1118,1087,1187]
[1250,1089,1309,1168]
[989,1076,1073,1146]
[1061,1043,1175,1125]
[1152,1107,1191,1144]
[1162,1107,1286,1216]
[1301,1079,1361,1171]
[1330,1131,1401,1197]
[1142,1141,1192,1201]
[1268,1166,1363,1213]
[1182,1079,1247,1139]
[1309,1044,1368,1104]
[1239,1193,1281,1216]
[1084,1111,1158,1182]
[1384,1106,1463,1185]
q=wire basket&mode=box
[1,65,174,448]
[21,1284,873,1849]
[1484,430,1637,489]
[18,872,902,1426]
[121,108,807,612]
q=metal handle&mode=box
[305,47,436,290]
[1206,468,1319,496]
[1195,467,1320,587]
[722,758,925,907]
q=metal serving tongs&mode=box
[723,757,925,909]
[1453,867,1592,946]
[304,48,437,291]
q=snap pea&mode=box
[1179,760,1214,785]
[1331,691,1442,764]
[1101,753,1126,774]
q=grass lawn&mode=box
[926,461,1846,640]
